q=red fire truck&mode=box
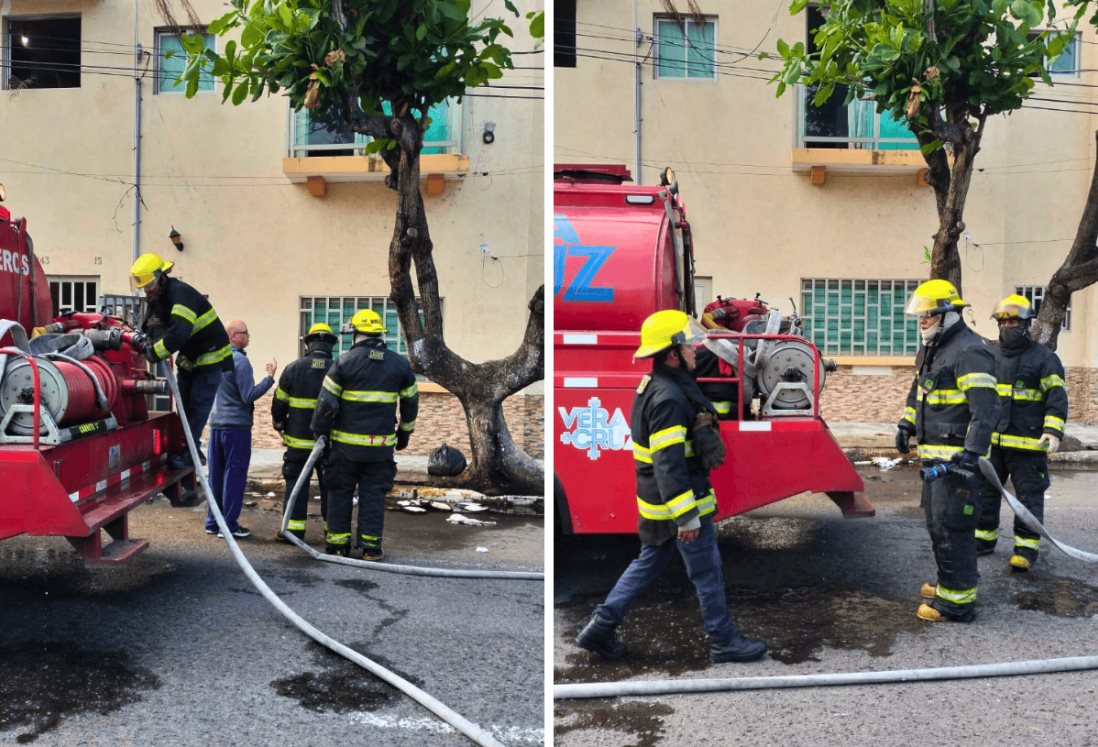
[553,165,873,534]
[0,200,192,565]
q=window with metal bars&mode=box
[298,296,431,360]
[1016,285,1071,330]
[49,276,98,316]
[801,278,922,356]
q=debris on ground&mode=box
[475,546,489,553]
[446,514,497,528]
[871,456,903,470]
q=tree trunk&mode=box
[1032,129,1098,350]
[382,113,544,496]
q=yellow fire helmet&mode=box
[344,308,387,335]
[129,252,173,292]
[633,309,702,360]
[303,321,337,343]
[903,278,967,317]
[991,293,1035,321]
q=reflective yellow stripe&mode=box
[711,400,732,415]
[1014,536,1040,550]
[399,383,419,398]
[917,389,966,405]
[1012,389,1043,402]
[170,304,197,324]
[322,376,343,396]
[194,343,231,367]
[975,528,998,541]
[996,383,1013,397]
[957,372,996,390]
[1044,415,1065,431]
[917,443,964,460]
[636,497,672,520]
[275,387,290,402]
[649,425,687,452]
[288,396,317,409]
[664,489,696,518]
[153,339,169,360]
[993,433,1047,451]
[192,307,217,332]
[936,585,977,605]
[636,490,698,521]
[340,389,399,404]
[684,440,695,458]
[632,442,653,464]
[287,519,307,531]
[331,430,397,447]
[1040,374,1065,391]
[283,434,316,449]
[902,407,916,426]
[696,488,716,517]
[399,420,415,432]
[326,532,351,545]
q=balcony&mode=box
[792,86,925,181]
[281,99,468,196]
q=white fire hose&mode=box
[278,436,543,580]
[166,367,507,747]
[555,456,1098,702]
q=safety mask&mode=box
[919,314,942,344]
[999,325,1028,348]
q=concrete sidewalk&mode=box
[247,448,431,483]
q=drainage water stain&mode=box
[0,641,160,743]
[271,643,423,713]
[1014,576,1098,617]
[555,701,673,747]
[334,578,379,593]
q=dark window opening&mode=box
[555,0,576,68]
[8,17,81,89]
[803,6,848,148]
[301,109,356,157]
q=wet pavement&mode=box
[0,480,544,746]
[554,465,1098,746]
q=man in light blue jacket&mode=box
[205,320,276,538]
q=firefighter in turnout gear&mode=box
[129,253,233,469]
[975,294,1068,571]
[272,322,337,541]
[896,279,1000,622]
[310,309,418,560]
[577,310,768,664]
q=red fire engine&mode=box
[553,165,873,534]
[0,200,192,565]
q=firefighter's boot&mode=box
[920,583,936,600]
[576,613,628,661]
[710,634,768,664]
[1009,554,1033,572]
[362,545,384,562]
[976,540,996,556]
[325,543,350,557]
[917,603,974,623]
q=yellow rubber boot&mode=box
[1009,554,1032,571]
[916,603,946,621]
[920,583,936,600]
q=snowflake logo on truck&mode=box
[558,397,632,459]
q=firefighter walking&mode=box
[272,322,337,541]
[310,310,418,560]
[896,280,1000,622]
[577,310,767,664]
[975,294,1068,571]
[129,253,233,469]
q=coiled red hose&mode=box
[55,356,118,423]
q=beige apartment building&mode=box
[555,1,1098,425]
[0,0,545,456]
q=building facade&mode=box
[555,0,1098,425]
[0,0,545,457]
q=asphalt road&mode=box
[0,483,544,746]
[554,465,1098,746]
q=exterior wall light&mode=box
[169,227,184,252]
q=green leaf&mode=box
[416,24,427,41]
[919,138,945,155]
[790,0,810,14]
[528,11,543,39]
[232,81,249,105]
[923,246,932,263]
[777,38,790,58]
[437,3,466,21]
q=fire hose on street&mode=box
[278,436,544,580]
[166,367,511,747]
[555,456,1098,702]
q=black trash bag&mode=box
[428,443,467,476]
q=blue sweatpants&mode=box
[205,428,252,533]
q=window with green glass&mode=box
[290,99,460,156]
[801,279,921,356]
[299,296,432,360]
[655,17,716,79]
[155,30,214,94]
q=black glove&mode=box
[272,421,285,433]
[129,332,148,351]
[692,411,726,471]
[396,429,411,451]
[895,425,914,454]
[142,346,160,365]
[952,449,980,467]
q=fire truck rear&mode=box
[553,165,873,534]
[0,195,193,565]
